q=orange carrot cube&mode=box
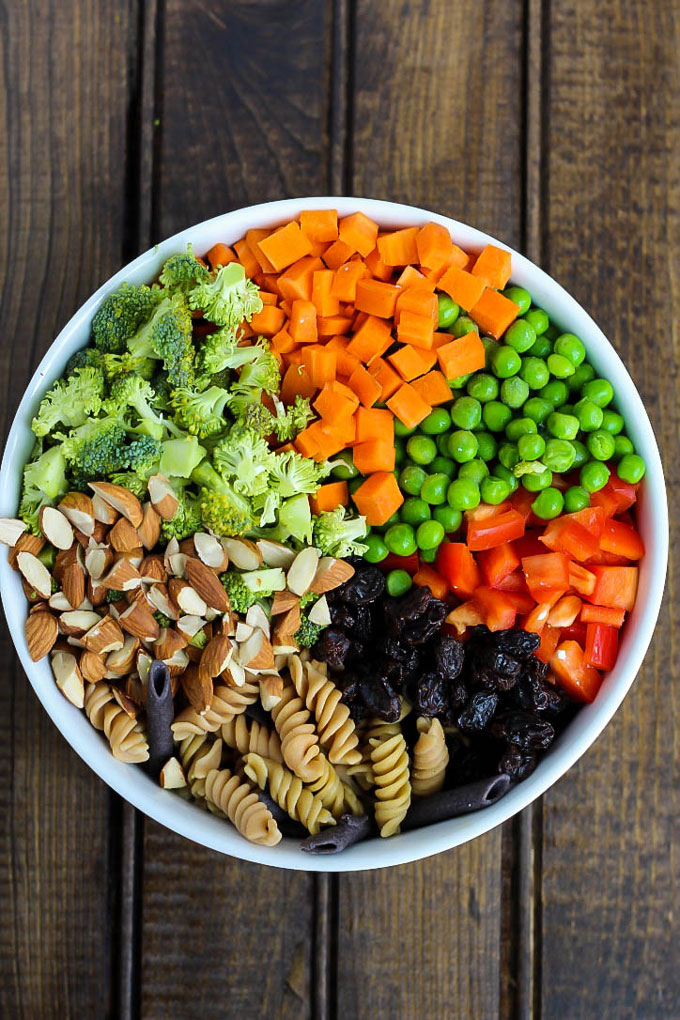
[289,300,318,343]
[438,266,486,310]
[469,288,519,339]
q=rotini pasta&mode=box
[242,753,336,835]
[85,682,149,763]
[221,714,283,763]
[369,724,411,837]
[171,682,259,740]
[289,657,361,766]
[204,767,281,846]
[411,717,449,798]
[270,668,323,782]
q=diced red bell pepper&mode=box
[580,604,625,627]
[550,640,603,702]
[511,488,536,521]
[588,565,638,611]
[536,624,560,663]
[500,590,536,614]
[512,534,547,560]
[377,551,420,575]
[436,542,481,599]
[542,519,601,562]
[584,623,619,671]
[466,509,525,552]
[559,620,588,644]
[586,549,631,566]
[547,595,582,627]
[568,562,597,596]
[493,569,530,593]
[474,586,518,631]
[523,602,552,635]
[446,600,485,635]
[465,502,511,524]
[477,542,521,587]
[592,475,637,514]
[412,564,449,601]
[522,552,570,602]
[599,518,645,560]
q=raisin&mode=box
[458,691,498,732]
[402,600,448,645]
[433,634,465,680]
[360,676,401,721]
[471,648,522,691]
[384,585,433,635]
[498,745,537,780]
[491,628,540,659]
[415,672,448,717]
[313,628,351,669]
[491,712,555,751]
[450,681,468,710]
[337,564,385,604]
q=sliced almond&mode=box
[80,649,107,684]
[163,537,180,572]
[138,503,161,551]
[256,538,296,569]
[81,614,125,654]
[59,609,102,636]
[194,532,229,571]
[245,603,271,637]
[84,543,113,581]
[273,644,299,661]
[53,543,79,584]
[154,627,187,659]
[164,647,190,676]
[49,591,74,612]
[63,561,86,610]
[272,604,302,643]
[177,537,195,557]
[87,577,108,608]
[51,650,84,708]
[58,492,95,536]
[9,532,45,570]
[260,675,284,711]
[185,557,230,613]
[88,481,143,528]
[117,548,144,567]
[145,583,178,621]
[25,612,58,661]
[223,656,246,688]
[308,594,331,627]
[167,553,187,579]
[100,558,142,592]
[92,493,119,526]
[221,537,262,571]
[28,600,50,614]
[270,589,301,616]
[75,520,109,546]
[109,517,142,553]
[199,633,233,679]
[137,650,153,684]
[239,629,275,671]
[17,551,52,599]
[160,757,187,789]
[140,554,167,584]
[0,517,27,547]
[175,615,207,641]
[111,686,139,717]
[181,662,214,715]
[118,601,160,641]
[309,556,355,595]
[39,506,74,550]
[147,474,178,521]
[107,635,140,676]
[21,578,43,603]
[168,578,208,617]
[235,621,254,643]
[286,546,321,596]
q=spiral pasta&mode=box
[369,725,411,837]
[171,682,259,740]
[289,657,361,766]
[221,714,283,763]
[204,767,281,846]
[270,670,322,782]
[243,753,336,835]
[186,737,224,799]
[411,717,449,798]
[85,682,149,763]
[334,764,367,816]
[84,681,115,731]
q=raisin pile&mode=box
[314,560,575,784]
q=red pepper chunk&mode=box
[477,542,521,587]
[474,587,517,631]
[550,640,603,702]
[436,542,481,599]
[599,518,645,560]
[585,623,619,671]
[521,552,570,602]
[466,509,525,551]
[588,566,639,611]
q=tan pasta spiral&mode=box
[171,682,259,740]
[85,681,149,763]
[204,767,281,846]
[270,671,322,782]
[334,764,366,816]
[243,753,336,835]
[289,657,361,766]
[411,718,449,798]
[221,715,283,763]
[185,737,224,799]
[84,681,115,731]
[369,726,411,837]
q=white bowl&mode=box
[0,198,668,871]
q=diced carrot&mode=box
[338,212,379,257]
[314,380,360,422]
[397,310,435,350]
[205,243,235,269]
[258,290,278,306]
[412,563,449,601]
[470,244,512,290]
[469,288,519,339]
[233,238,260,279]
[289,300,318,343]
[311,270,340,318]
[352,472,404,526]
[297,421,345,461]
[310,480,349,515]
[395,286,438,327]
[271,327,296,355]
[437,332,486,380]
[295,423,322,459]
[301,345,337,388]
[323,239,355,270]
[348,363,382,408]
[355,406,394,443]
[325,413,356,446]
[318,314,353,337]
[386,382,432,429]
[277,256,325,303]
[284,349,302,368]
[257,221,313,272]
[280,363,316,404]
[299,209,338,243]
[346,315,393,364]
[364,247,393,281]
[261,273,283,297]
[438,266,486,310]
[325,335,361,377]
[411,370,453,406]
[249,304,286,337]
[432,331,452,349]
[416,222,454,271]
[369,357,402,401]
[388,344,437,381]
[353,440,395,474]
[246,229,277,273]
[354,278,400,318]
[377,227,420,266]
[421,245,469,282]
[395,265,427,289]
[331,260,369,302]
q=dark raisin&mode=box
[541,683,571,716]
[384,585,433,635]
[434,634,465,680]
[402,600,448,645]
[498,745,537,780]
[491,628,541,659]
[415,672,448,717]
[458,691,498,732]
[514,674,551,713]
[449,681,468,710]
[525,655,550,684]
[313,628,351,669]
[491,712,555,751]
[360,676,401,722]
[337,564,385,604]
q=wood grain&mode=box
[538,4,680,1017]
[0,1,135,1016]
[335,3,524,1017]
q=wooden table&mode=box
[1,2,677,1017]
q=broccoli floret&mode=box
[188,262,262,328]
[31,367,105,438]
[91,283,161,353]
[189,628,209,650]
[220,571,258,614]
[125,436,161,478]
[170,385,231,438]
[212,424,276,496]
[105,375,180,440]
[159,246,211,296]
[312,506,369,558]
[269,449,330,498]
[150,369,173,411]
[194,326,268,386]
[153,610,172,628]
[158,435,207,479]
[106,589,126,604]
[271,395,314,442]
[191,459,253,537]
[61,418,130,482]
[295,616,324,649]
[240,401,277,438]
[64,348,104,378]
[227,340,281,417]
[299,591,320,610]
[108,472,148,500]
[18,446,68,534]
[101,352,156,381]
[127,293,195,388]
[160,491,202,542]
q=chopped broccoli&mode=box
[109,472,148,500]
[101,351,156,381]
[19,446,68,534]
[105,375,180,440]
[170,384,231,438]
[295,616,324,649]
[153,610,172,628]
[188,262,262,328]
[91,283,161,353]
[240,401,277,438]
[194,326,267,385]
[299,591,320,610]
[227,340,280,417]
[127,293,195,388]
[240,395,313,442]
[64,348,104,377]
[159,435,207,479]
[313,506,368,558]
[31,367,105,438]
[269,449,329,498]
[191,459,253,537]
[106,589,126,604]
[62,418,130,482]
[159,246,212,296]
[212,424,276,496]
[220,571,258,614]
[125,436,161,477]
[160,490,202,542]
[188,628,209,650]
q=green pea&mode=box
[586,429,616,461]
[520,356,550,390]
[481,336,500,370]
[505,417,537,442]
[522,468,553,492]
[449,372,472,390]
[547,411,580,440]
[493,464,519,494]
[528,335,553,359]
[560,403,575,416]
[420,407,451,434]
[420,472,450,505]
[570,440,590,470]
[518,433,546,461]
[482,400,513,432]
[573,397,604,433]
[544,323,560,341]
[363,533,389,563]
[467,372,499,403]
[431,455,456,477]
[542,438,576,473]
[617,453,646,483]
[580,460,610,493]
[332,450,359,480]
[384,522,417,557]
[447,478,481,511]
[420,547,438,563]
[416,519,445,551]
[539,379,569,408]
[554,333,586,367]
[564,485,590,513]
[394,437,407,466]
[505,318,537,353]
[386,569,413,597]
[500,376,530,409]
[523,396,553,425]
[401,497,431,525]
[502,285,531,314]
[600,409,624,435]
[612,435,634,461]
[437,294,459,329]
[492,345,522,379]
[394,418,417,438]
[480,475,511,505]
[406,434,438,465]
[581,378,614,408]
[448,315,479,337]
[451,396,482,430]
[547,353,576,378]
[436,433,451,456]
[399,464,427,496]
[567,362,595,392]
[498,442,519,469]
[531,487,565,520]
[475,431,498,462]
[458,459,489,485]
[524,307,550,335]
[433,505,462,533]
[448,429,479,463]
[348,476,364,496]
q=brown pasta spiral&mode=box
[221,714,283,763]
[369,725,411,837]
[171,682,259,740]
[243,753,336,835]
[290,657,361,766]
[204,767,281,846]
[270,669,322,782]
[85,682,149,764]
[411,717,449,798]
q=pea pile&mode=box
[346,286,646,592]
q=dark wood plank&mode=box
[0,1,137,1016]
[335,3,525,1017]
[539,5,680,1017]
[140,4,331,1017]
